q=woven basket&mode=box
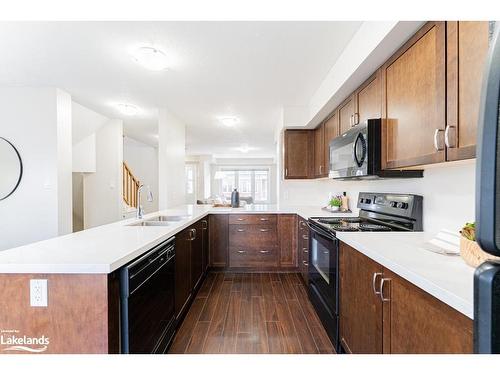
[460,237,500,267]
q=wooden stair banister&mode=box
[123,162,140,208]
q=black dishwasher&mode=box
[120,237,175,354]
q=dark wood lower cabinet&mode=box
[209,214,228,268]
[278,215,297,267]
[297,217,309,284]
[339,241,473,354]
[339,242,383,354]
[175,227,193,320]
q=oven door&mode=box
[308,225,338,315]
[329,123,368,179]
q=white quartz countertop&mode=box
[0,204,353,274]
[335,232,475,319]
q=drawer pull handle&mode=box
[237,250,246,254]
[303,249,308,254]
[260,250,270,254]
[302,235,309,240]
[260,229,270,232]
[237,229,245,232]
[302,260,309,266]
[260,218,269,221]
[237,218,245,221]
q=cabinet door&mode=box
[382,21,446,169]
[339,242,383,354]
[284,130,313,179]
[209,214,228,268]
[175,227,192,320]
[191,220,204,291]
[323,112,338,175]
[338,95,355,135]
[201,217,209,273]
[314,124,325,177]
[381,269,473,353]
[355,70,381,126]
[446,21,491,161]
[278,214,297,268]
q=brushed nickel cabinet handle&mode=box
[260,250,270,254]
[260,228,270,232]
[285,168,288,177]
[302,234,309,240]
[354,113,359,125]
[372,272,383,295]
[444,125,457,148]
[201,220,208,230]
[259,217,269,221]
[237,250,246,254]
[237,229,245,232]
[380,278,391,302]
[300,221,307,228]
[302,249,308,253]
[434,129,445,151]
[303,260,309,266]
[237,218,245,221]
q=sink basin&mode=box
[128,221,172,227]
[146,215,190,222]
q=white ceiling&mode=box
[0,21,362,156]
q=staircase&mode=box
[122,162,140,208]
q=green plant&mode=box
[329,197,342,207]
[460,222,475,241]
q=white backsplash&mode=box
[279,159,476,235]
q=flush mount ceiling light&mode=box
[116,103,139,116]
[132,46,169,71]
[218,116,240,127]
[232,145,258,153]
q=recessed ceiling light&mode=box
[218,116,240,127]
[116,103,139,116]
[132,46,169,71]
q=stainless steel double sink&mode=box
[127,215,191,227]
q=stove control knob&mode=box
[391,201,398,208]
[360,198,365,203]
[396,202,408,209]
[365,198,371,204]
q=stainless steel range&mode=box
[306,192,423,352]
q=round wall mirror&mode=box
[0,137,23,201]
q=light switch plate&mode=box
[30,279,48,307]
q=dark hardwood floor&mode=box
[169,272,335,354]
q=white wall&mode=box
[0,88,73,251]
[72,101,109,143]
[158,108,186,209]
[123,136,159,214]
[84,119,123,228]
[279,158,476,236]
[73,133,96,173]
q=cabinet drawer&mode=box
[228,214,277,225]
[229,247,278,267]
[229,224,277,248]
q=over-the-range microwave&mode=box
[328,118,423,180]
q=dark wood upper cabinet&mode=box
[382,21,446,169]
[446,21,491,161]
[339,242,383,354]
[313,123,326,178]
[278,214,297,267]
[354,70,382,126]
[284,130,313,179]
[382,269,473,353]
[175,227,192,319]
[323,112,338,175]
[209,214,228,268]
[338,95,355,135]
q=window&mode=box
[216,168,271,203]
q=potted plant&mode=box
[329,197,342,212]
[460,222,500,267]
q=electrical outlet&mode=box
[30,279,48,307]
